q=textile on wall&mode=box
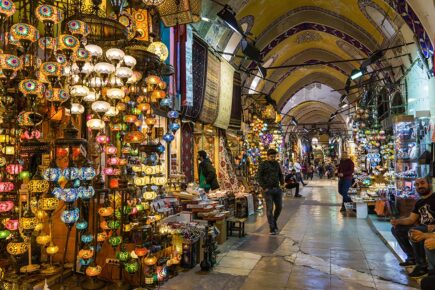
[199,52,220,124]
[214,60,234,129]
[218,135,240,192]
[181,122,194,182]
[184,35,207,120]
[229,72,242,131]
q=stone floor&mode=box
[161,178,420,290]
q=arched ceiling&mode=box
[197,0,434,132]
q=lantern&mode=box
[147,41,169,61]
[158,0,202,27]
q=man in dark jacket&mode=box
[198,150,219,192]
[337,152,354,212]
[257,148,284,235]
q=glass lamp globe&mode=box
[87,118,105,130]
[105,106,119,117]
[106,88,125,100]
[91,101,111,113]
[83,90,99,102]
[0,0,16,20]
[94,62,115,76]
[123,55,136,68]
[70,103,85,114]
[147,41,168,62]
[81,62,94,75]
[85,44,103,59]
[115,67,133,80]
[70,85,90,98]
[127,71,142,84]
[106,48,125,63]
[163,132,175,143]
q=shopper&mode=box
[337,153,354,212]
[198,150,219,193]
[285,169,302,198]
[307,164,314,180]
[294,158,308,186]
[390,177,435,277]
[257,148,284,235]
[317,163,324,179]
[302,162,308,180]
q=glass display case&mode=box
[393,114,431,197]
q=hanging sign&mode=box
[214,60,234,129]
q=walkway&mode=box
[162,179,419,290]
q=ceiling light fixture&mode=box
[217,5,244,35]
[241,39,262,63]
[350,69,364,80]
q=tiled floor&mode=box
[162,179,420,290]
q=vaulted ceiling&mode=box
[197,0,434,129]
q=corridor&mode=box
[163,179,419,290]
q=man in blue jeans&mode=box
[391,177,435,277]
[337,152,354,212]
[257,149,284,235]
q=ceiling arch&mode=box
[276,73,345,110]
[271,67,347,103]
[281,84,342,115]
[263,48,358,94]
[236,1,388,45]
[283,101,346,127]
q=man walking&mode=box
[257,149,284,235]
[337,153,354,212]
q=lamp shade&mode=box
[91,101,111,113]
[0,0,16,19]
[57,34,80,53]
[7,239,28,255]
[70,103,85,114]
[38,36,56,51]
[70,85,90,98]
[35,4,62,24]
[61,207,80,225]
[87,118,105,130]
[85,44,103,58]
[115,67,133,80]
[10,23,39,43]
[123,55,136,68]
[106,48,125,63]
[39,197,59,211]
[105,106,119,117]
[19,79,44,97]
[106,88,125,100]
[83,90,99,102]
[94,62,115,75]
[147,41,168,61]
[67,20,90,37]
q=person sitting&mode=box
[285,169,302,198]
[390,177,435,277]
